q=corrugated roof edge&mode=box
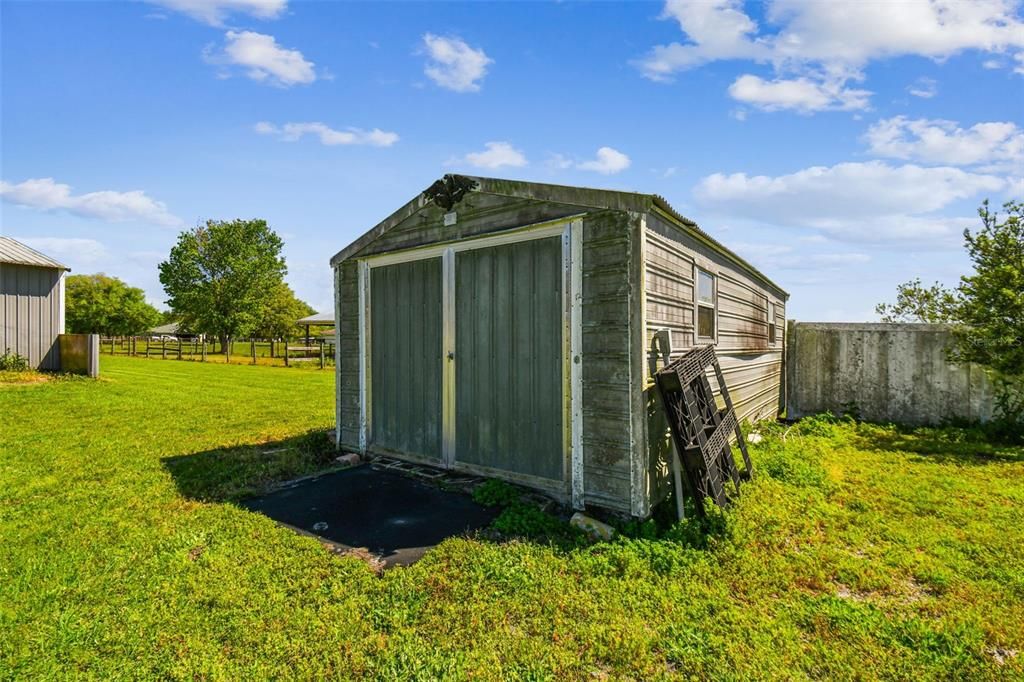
[329,175,787,299]
[0,236,71,271]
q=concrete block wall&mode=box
[786,322,995,425]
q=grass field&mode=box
[2,356,1022,679]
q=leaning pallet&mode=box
[654,344,753,518]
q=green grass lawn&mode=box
[2,356,1022,679]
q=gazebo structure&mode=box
[297,311,334,346]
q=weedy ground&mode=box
[1,356,1021,680]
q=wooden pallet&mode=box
[655,344,752,518]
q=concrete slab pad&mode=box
[241,466,498,566]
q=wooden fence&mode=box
[98,336,334,369]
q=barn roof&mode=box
[329,175,786,297]
[0,236,70,271]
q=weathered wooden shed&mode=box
[0,237,69,370]
[331,176,788,517]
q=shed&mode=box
[330,176,788,518]
[0,237,69,370]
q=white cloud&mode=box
[456,142,528,169]
[147,0,286,26]
[577,147,632,174]
[545,153,574,170]
[907,76,938,98]
[728,74,871,112]
[865,116,1023,169]
[421,34,492,92]
[694,161,1005,244]
[0,178,182,227]
[982,58,1004,69]
[254,121,399,147]
[731,241,871,270]
[12,237,108,266]
[207,31,316,87]
[637,0,1024,113]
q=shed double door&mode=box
[368,235,564,483]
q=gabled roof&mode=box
[331,175,786,298]
[298,311,334,325]
[150,322,180,335]
[0,236,70,271]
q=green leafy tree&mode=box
[253,282,315,339]
[878,200,1023,437]
[947,200,1024,376]
[159,219,286,352]
[65,274,161,335]
[875,278,957,323]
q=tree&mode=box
[877,199,1023,437]
[947,200,1024,377]
[875,278,957,323]
[65,274,161,335]
[159,219,286,351]
[253,282,315,339]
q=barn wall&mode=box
[641,211,786,511]
[579,210,636,513]
[0,263,64,370]
[336,261,361,450]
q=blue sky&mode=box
[2,0,1022,320]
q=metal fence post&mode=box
[320,342,325,370]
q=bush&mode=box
[472,479,522,507]
[0,349,29,371]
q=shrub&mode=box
[472,479,522,507]
[0,349,29,371]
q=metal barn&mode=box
[0,237,68,370]
[331,176,788,517]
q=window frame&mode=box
[695,267,717,342]
[767,300,776,346]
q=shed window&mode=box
[696,269,715,339]
[768,301,776,345]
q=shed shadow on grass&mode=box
[847,423,1023,467]
[161,430,499,567]
[161,428,339,504]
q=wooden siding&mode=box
[337,261,361,451]
[349,192,585,260]
[580,211,636,513]
[640,212,786,512]
[0,263,64,370]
